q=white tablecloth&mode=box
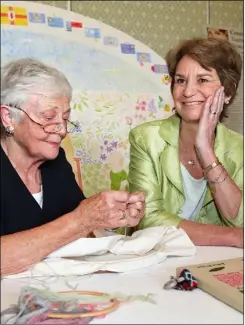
[1,246,243,324]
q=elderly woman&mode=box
[128,38,243,247]
[1,58,145,276]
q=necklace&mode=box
[179,137,196,167]
[187,159,195,166]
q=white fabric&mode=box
[4,226,196,279]
[179,164,207,221]
[32,186,43,208]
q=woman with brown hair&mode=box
[128,37,243,247]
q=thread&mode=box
[1,286,155,324]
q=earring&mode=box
[225,99,230,104]
[5,126,14,136]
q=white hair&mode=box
[1,57,72,112]
[1,58,72,135]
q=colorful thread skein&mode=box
[163,269,198,291]
[1,286,155,324]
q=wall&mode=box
[35,1,244,133]
[3,0,178,196]
[35,1,243,56]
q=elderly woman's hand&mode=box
[74,190,145,233]
[126,191,145,222]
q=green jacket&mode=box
[128,114,243,229]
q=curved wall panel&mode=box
[1,0,174,196]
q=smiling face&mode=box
[13,94,71,160]
[172,55,222,123]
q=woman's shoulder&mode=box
[218,123,243,148]
[217,123,243,169]
[130,114,178,137]
[129,115,180,150]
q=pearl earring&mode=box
[5,126,14,136]
[225,99,230,104]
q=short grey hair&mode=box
[1,58,72,137]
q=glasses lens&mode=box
[43,124,63,133]
[43,121,79,134]
[67,121,79,133]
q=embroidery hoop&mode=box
[47,290,121,319]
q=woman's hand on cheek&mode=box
[195,87,225,166]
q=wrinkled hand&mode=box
[75,190,145,232]
[195,87,224,155]
[126,191,145,225]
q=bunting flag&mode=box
[1,5,28,26]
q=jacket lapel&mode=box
[158,115,184,194]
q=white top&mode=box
[32,186,43,208]
[178,164,207,221]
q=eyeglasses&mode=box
[7,105,80,134]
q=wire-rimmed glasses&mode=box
[6,105,80,134]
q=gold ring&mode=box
[119,209,127,220]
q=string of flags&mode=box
[0,4,170,79]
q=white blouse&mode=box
[32,186,43,208]
[178,164,207,221]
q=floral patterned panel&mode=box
[1,1,174,196]
[65,91,173,197]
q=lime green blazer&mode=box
[128,114,243,229]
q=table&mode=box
[1,246,243,324]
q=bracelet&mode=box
[215,171,228,184]
[208,168,226,184]
[209,171,228,195]
[203,158,221,177]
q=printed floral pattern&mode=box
[65,90,173,196]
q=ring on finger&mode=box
[210,110,217,115]
[119,209,127,220]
